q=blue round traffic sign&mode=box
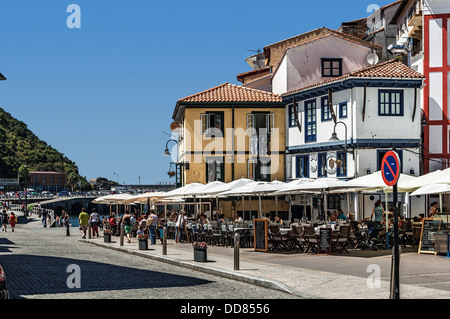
[381,151,401,186]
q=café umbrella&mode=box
[218,180,286,218]
[411,183,450,258]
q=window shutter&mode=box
[247,114,255,134]
[201,113,208,134]
[291,156,296,179]
[267,113,275,134]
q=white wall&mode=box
[272,57,287,94]
[424,0,450,15]
[353,86,421,140]
[272,35,372,95]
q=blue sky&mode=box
[0,0,396,185]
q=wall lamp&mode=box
[163,139,178,156]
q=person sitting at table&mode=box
[337,210,347,221]
[273,215,284,225]
[429,202,439,218]
[263,213,272,223]
[217,214,225,228]
[108,214,118,235]
[330,211,338,222]
[234,214,243,223]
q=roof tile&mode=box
[178,82,282,103]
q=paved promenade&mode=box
[4,210,450,299]
[79,225,450,299]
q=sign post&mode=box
[381,150,401,299]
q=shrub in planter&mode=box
[192,241,207,262]
[138,234,149,250]
[103,229,112,242]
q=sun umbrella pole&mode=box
[275,195,278,216]
[259,195,262,219]
[242,195,245,219]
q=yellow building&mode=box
[170,82,289,219]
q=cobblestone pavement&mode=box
[0,215,299,300]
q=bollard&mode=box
[162,227,167,255]
[66,224,70,236]
[234,233,240,271]
[88,223,92,239]
[120,224,124,246]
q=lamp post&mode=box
[329,121,348,153]
[163,139,183,187]
[162,139,178,157]
[113,172,119,185]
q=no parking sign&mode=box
[381,151,401,187]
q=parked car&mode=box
[0,265,8,299]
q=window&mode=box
[288,104,296,127]
[336,152,347,177]
[379,90,403,116]
[248,112,274,156]
[327,194,341,209]
[318,153,327,177]
[248,158,257,179]
[305,99,317,142]
[257,157,271,182]
[321,96,332,121]
[248,157,271,181]
[201,112,224,136]
[206,157,224,183]
[322,58,342,77]
[295,155,309,178]
[339,102,348,119]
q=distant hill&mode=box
[0,107,85,186]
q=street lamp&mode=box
[113,172,119,185]
[329,121,348,153]
[163,139,178,156]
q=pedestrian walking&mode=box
[9,212,16,232]
[175,211,186,243]
[79,208,89,239]
[148,210,159,245]
[90,208,100,237]
[121,210,132,243]
[1,209,8,232]
[41,209,48,228]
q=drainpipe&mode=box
[232,103,235,181]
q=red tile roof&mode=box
[282,59,424,96]
[177,82,282,103]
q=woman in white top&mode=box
[175,211,186,242]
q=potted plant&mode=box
[138,234,149,250]
[192,241,208,262]
[103,229,112,242]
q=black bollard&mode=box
[66,224,70,236]
[162,227,167,255]
[120,224,124,246]
[234,233,240,271]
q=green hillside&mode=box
[0,107,88,188]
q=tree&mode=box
[67,172,79,192]
[18,164,29,189]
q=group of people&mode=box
[78,208,161,244]
[1,209,16,232]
